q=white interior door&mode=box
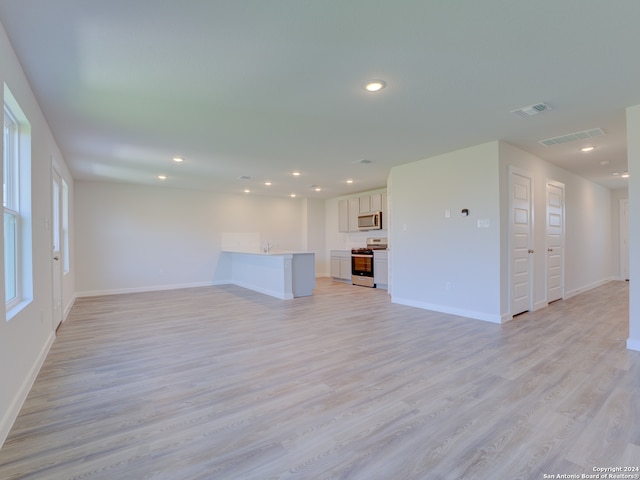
[620,198,629,281]
[510,168,533,316]
[546,180,565,303]
[52,167,63,331]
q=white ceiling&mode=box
[1,1,638,198]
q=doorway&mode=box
[509,167,533,317]
[620,198,629,281]
[546,180,565,303]
[52,165,63,332]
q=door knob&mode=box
[53,256,59,261]
[548,248,553,252]
[528,249,534,254]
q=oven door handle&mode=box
[351,254,374,258]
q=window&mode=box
[4,103,19,307]
[3,84,32,316]
[62,178,69,274]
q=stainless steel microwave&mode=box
[358,211,382,230]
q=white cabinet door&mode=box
[338,199,349,232]
[374,251,388,288]
[359,195,371,213]
[330,256,341,278]
[348,198,360,232]
[369,193,382,212]
[340,257,351,280]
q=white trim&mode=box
[627,338,640,352]
[533,300,548,311]
[225,281,293,300]
[545,179,565,303]
[564,277,617,299]
[64,294,77,321]
[75,281,216,298]
[0,332,55,448]
[507,165,534,316]
[620,198,630,281]
[392,296,503,324]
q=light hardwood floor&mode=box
[0,279,638,479]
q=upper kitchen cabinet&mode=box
[359,195,370,214]
[338,190,387,233]
[349,198,359,232]
[369,193,383,213]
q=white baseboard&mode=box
[0,332,55,448]
[75,281,216,298]
[533,300,548,311]
[627,338,640,352]
[63,295,76,322]
[564,277,617,300]
[391,296,503,324]
[227,280,293,300]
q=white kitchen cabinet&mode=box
[359,195,370,213]
[338,198,362,233]
[338,199,349,232]
[374,250,388,290]
[337,190,387,233]
[369,193,382,213]
[330,250,352,282]
[348,198,359,232]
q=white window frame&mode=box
[4,104,20,311]
[4,84,32,319]
[62,178,70,274]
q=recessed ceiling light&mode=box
[346,179,354,184]
[314,187,322,192]
[363,80,386,92]
[292,171,301,176]
[622,172,630,178]
[244,189,251,193]
[173,156,184,162]
[580,146,595,152]
[290,193,297,198]
[264,181,272,186]
[158,175,167,180]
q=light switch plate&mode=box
[477,218,490,228]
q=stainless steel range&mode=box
[351,238,387,287]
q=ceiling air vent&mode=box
[539,128,605,147]
[510,103,551,118]
[352,159,373,165]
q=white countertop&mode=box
[222,249,314,256]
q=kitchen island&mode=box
[220,250,315,299]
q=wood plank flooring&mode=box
[0,279,638,479]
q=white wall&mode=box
[387,140,618,324]
[0,23,75,445]
[498,142,615,315]
[302,198,327,277]
[627,105,640,351]
[74,181,313,295]
[389,142,502,322]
